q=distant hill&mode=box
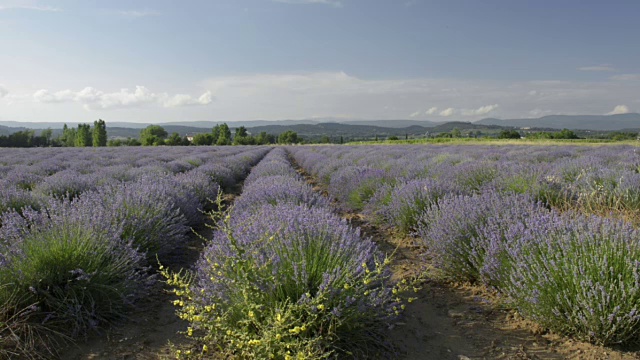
[476,113,640,131]
[342,120,441,128]
[430,121,502,132]
[0,124,29,136]
[248,122,432,138]
[107,125,214,139]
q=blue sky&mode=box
[1,0,639,123]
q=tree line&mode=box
[0,120,107,148]
[134,123,300,146]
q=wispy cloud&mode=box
[0,4,60,11]
[118,9,160,19]
[462,104,499,116]
[0,85,8,98]
[439,107,454,117]
[606,105,630,115]
[578,64,616,72]
[425,107,438,115]
[611,74,640,81]
[33,86,212,110]
[409,111,420,118]
[197,71,640,121]
[273,0,343,8]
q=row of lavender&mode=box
[165,148,404,359]
[289,145,640,346]
[0,146,270,358]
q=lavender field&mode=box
[2,144,640,358]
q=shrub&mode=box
[416,191,544,284]
[329,166,389,211]
[502,212,640,345]
[163,203,402,359]
[33,170,94,200]
[234,175,331,215]
[72,183,190,261]
[0,183,44,216]
[0,206,151,338]
[379,179,462,235]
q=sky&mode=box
[1,0,639,124]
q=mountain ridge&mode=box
[0,113,638,133]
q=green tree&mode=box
[498,129,521,139]
[92,119,107,147]
[165,132,184,146]
[255,132,275,145]
[192,133,215,145]
[553,129,579,139]
[235,126,248,138]
[140,125,168,146]
[277,130,300,144]
[451,128,462,138]
[216,123,232,145]
[61,124,77,147]
[75,124,92,147]
[211,124,221,144]
[41,128,53,146]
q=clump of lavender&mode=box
[377,179,463,234]
[0,205,151,338]
[193,163,236,191]
[234,175,331,214]
[164,203,401,359]
[243,148,299,185]
[71,182,190,261]
[502,212,640,345]
[416,191,545,285]
[134,174,202,226]
[33,170,95,199]
[329,166,390,211]
[0,182,44,216]
[451,161,499,193]
[174,170,221,214]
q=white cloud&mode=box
[118,9,160,19]
[273,0,343,7]
[0,85,8,98]
[425,107,438,115]
[12,71,640,122]
[462,104,499,116]
[578,64,616,72]
[409,111,420,118]
[164,91,213,108]
[439,107,455,117]
[32,86,212,110]
[607,105,630,115]
[611,74,640,81]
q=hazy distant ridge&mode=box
[0,113,639,134]
[475,113,640,131]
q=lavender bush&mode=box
[234,175,331,214]
[503,212,640,345]
[0,205,151,338]
[417,191,546,285]
[165,203,400,359]
[329,166,390,211]
[374,179,462,234]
